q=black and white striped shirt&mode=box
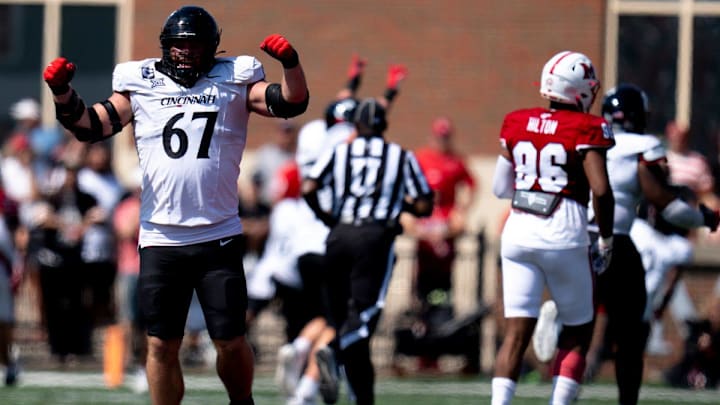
[307,135,432,226]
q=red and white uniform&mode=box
[500,108,614,249]
[415,147,475,221]
[113,56,265,247]
[498,107,614,323]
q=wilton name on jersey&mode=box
[160,94,217,106]
[526,116,558,135]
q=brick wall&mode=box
[131,0,605,154]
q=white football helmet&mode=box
[540,51,600,113]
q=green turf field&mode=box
[0,371,717,404]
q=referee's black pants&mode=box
[594,233,650,405]
[324,223,397,405]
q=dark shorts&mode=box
[324,224,396,342]
[296,252,328,321]
[138,236,247,340]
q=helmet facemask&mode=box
[157,6,220,88]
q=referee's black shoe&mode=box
[316,346,339,404]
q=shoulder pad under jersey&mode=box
[209,56,265,84]
[611,132,665,163]
[112,59,162,93]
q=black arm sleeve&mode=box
[265,83,309,118]
[100,100,123,134]
[55,90,86,129]
[72,107,106,143]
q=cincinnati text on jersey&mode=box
[160,94,218,106]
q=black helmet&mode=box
[157,6,220,87]
[324,98,358,129]
[602,83,649,134]
[352,98,387,135]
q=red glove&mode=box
[347,53,367,80]
[260,34,299,69]
[43,57,76,95]
[386,64,408,90]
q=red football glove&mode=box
[43,57,76,95]
[260,34,299,69]
[386,64,408,90]
[347,53,367,80]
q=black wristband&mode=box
[384,88,398,102]
[346,76,361,92]
[281,50,299,69]
[49,83,70,96]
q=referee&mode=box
[302,97,434,405]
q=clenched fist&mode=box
[347,53,367,80]
[386,64,408,90]
[43,57,76,95]
[260,34,299,69]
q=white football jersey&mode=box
[247,199,303,300]
[113,57,265,246]
[630,218,693,320]
[293,119,355,255]
[588,131,666,235]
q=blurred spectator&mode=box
[0,210,19,385]
[665,120,720,209]
[27,162,97,363]
[251,120,298,207]
[398,116,478,373]
[665,280,720,389]
[77,143,122,327]
[112,183,147,392]
[8,97,64,174]
[78,142,125,212]
[663,121,720,338]
[1,134,39,209]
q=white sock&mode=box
[491,377,516,405]
[293,337,312,359]
[549,375,580,405]
[294,375,319,400]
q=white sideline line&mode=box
[13,371,720,403]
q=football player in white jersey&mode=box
[585,84,719,405]
[42,6,308,405]
[491,51,615,405]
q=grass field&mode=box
[0,371,718,405]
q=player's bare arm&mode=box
[584,149,615,239]
[248,33,309,118]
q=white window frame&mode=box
[605,0,720,127]
[0,0,133,125]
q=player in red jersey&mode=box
[490,51,615,405]
[400,116,477,372]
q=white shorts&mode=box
[0,268,14,323]
[500,243,593,326]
